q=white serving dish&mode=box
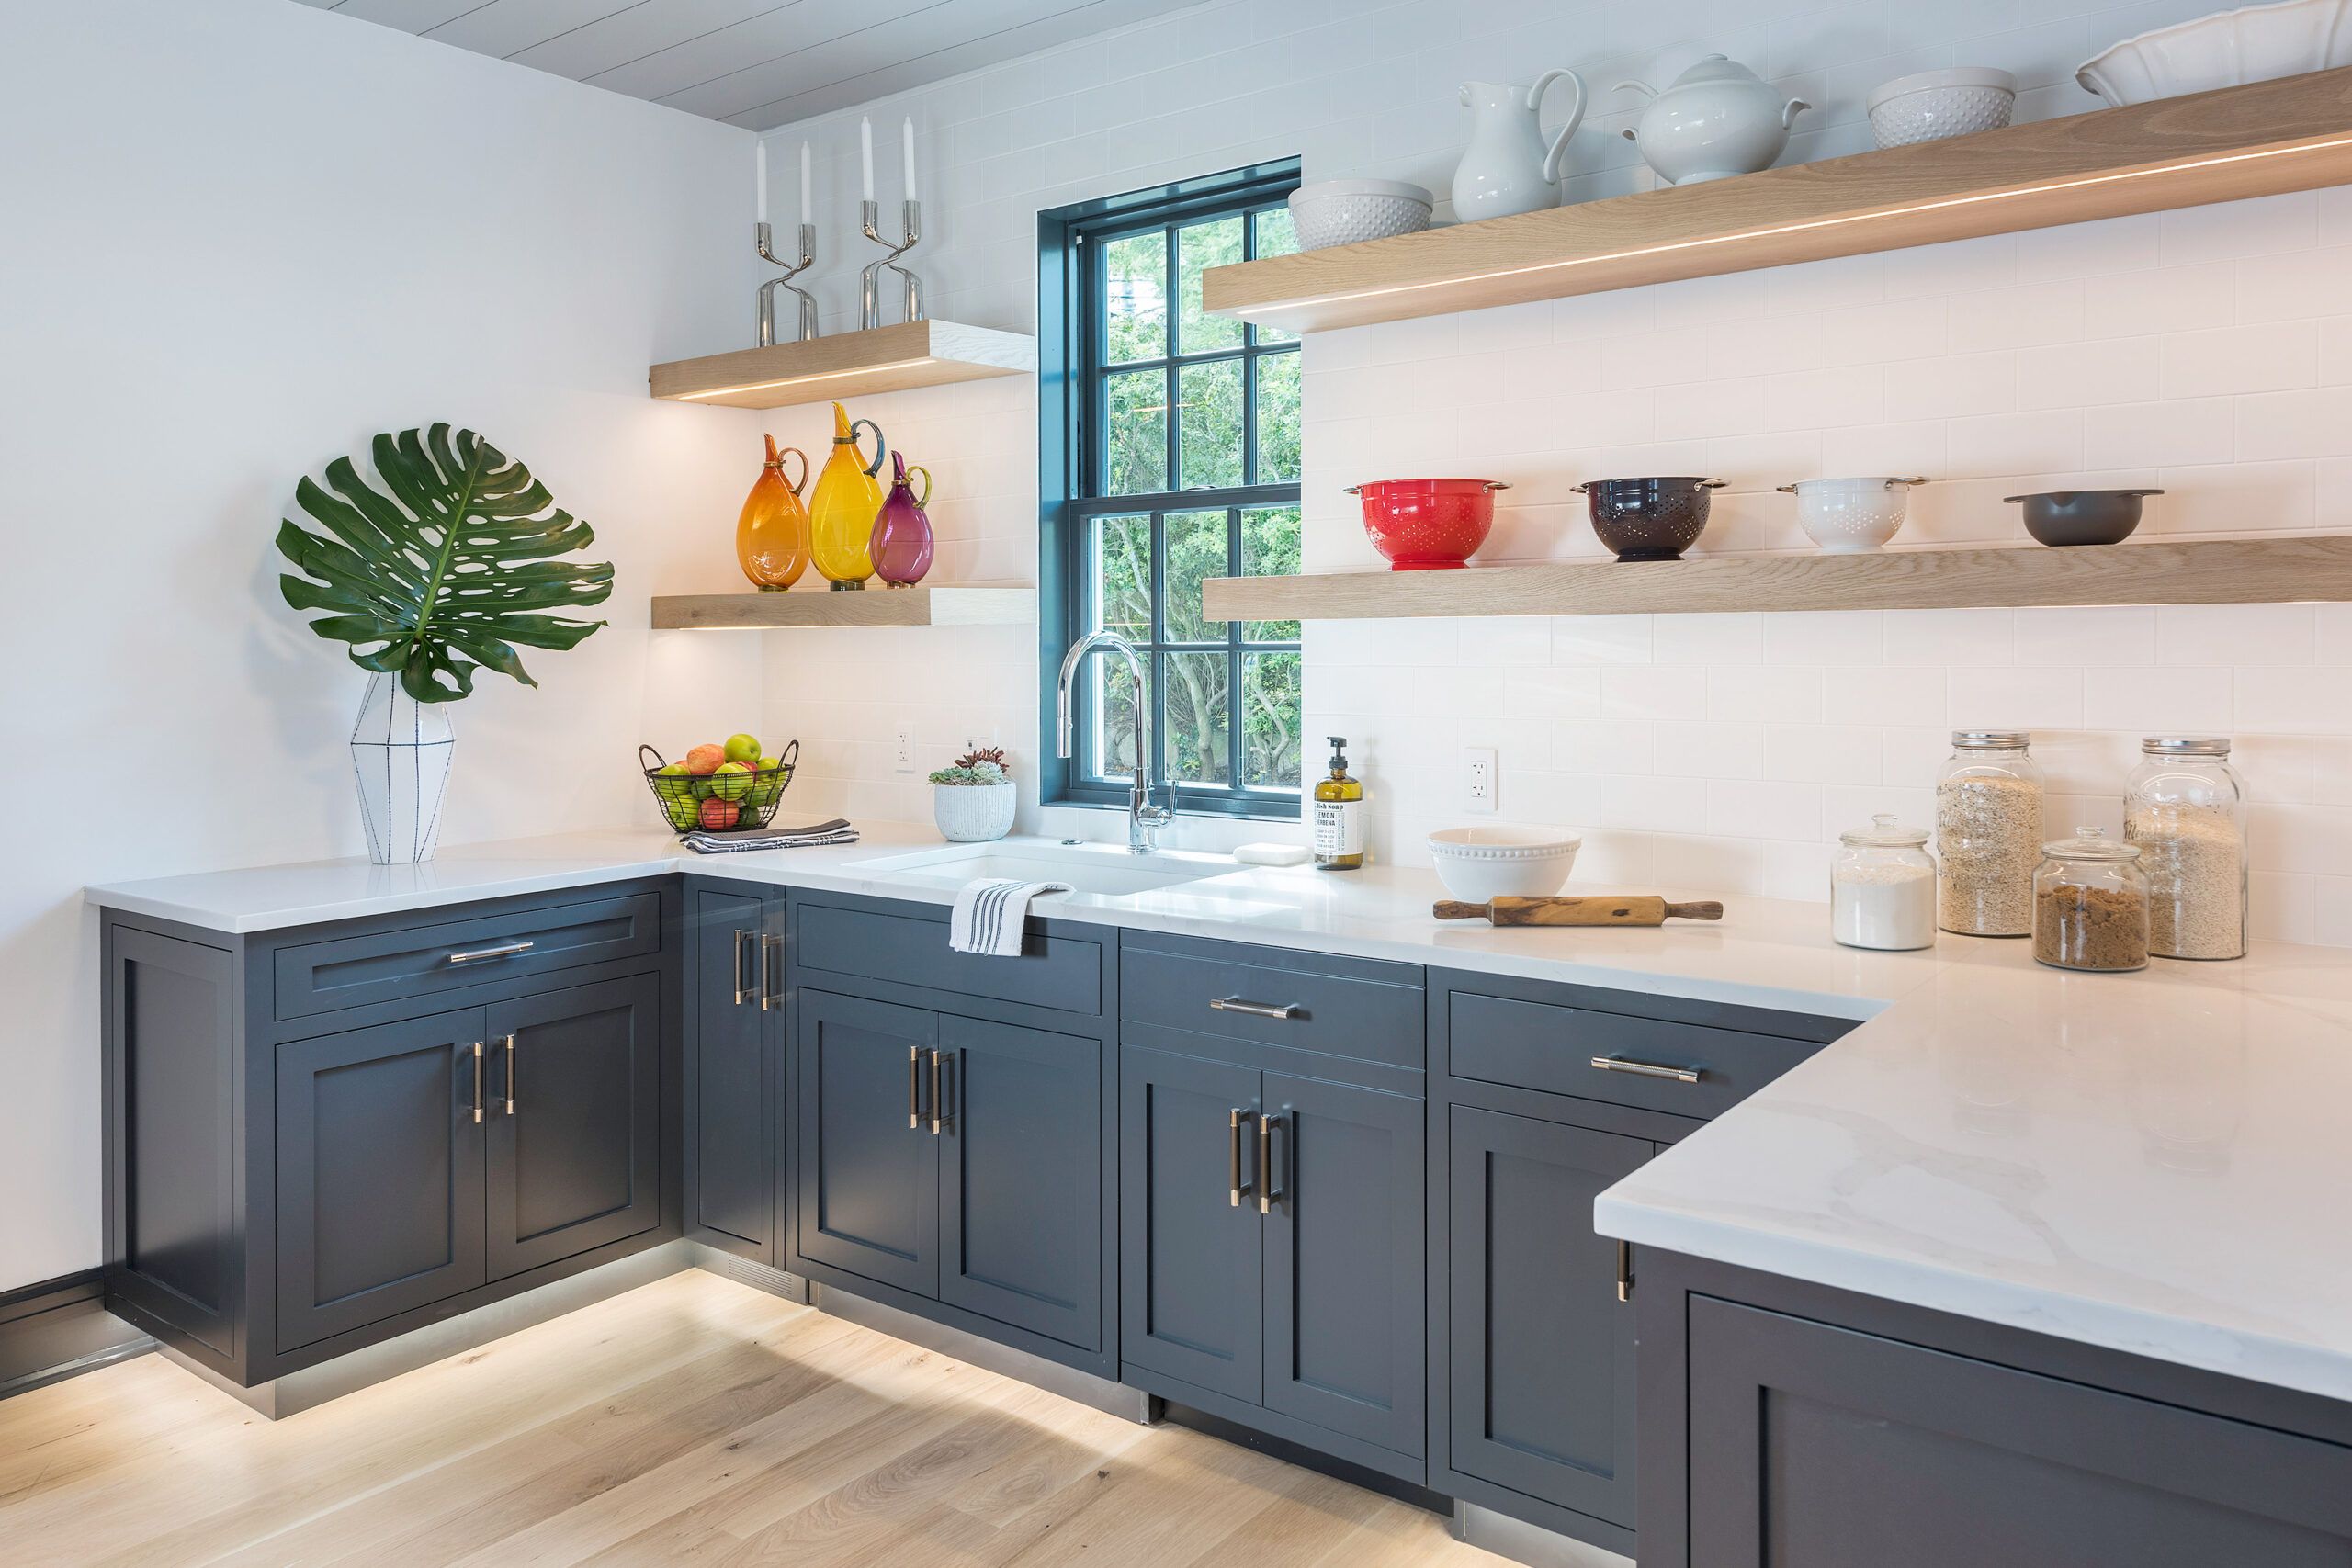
[1287,179,1434,251]
[1427,826,1582,902]
[1776,476,1929,554]
[2077,0,2352,104]
[1866,67,2016,148]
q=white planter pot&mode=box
[933,780,1016,842]
[350,673,453,864]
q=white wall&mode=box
[749,0,2352,932]
[0,0,764,1291]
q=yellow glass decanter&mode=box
[808,401,887,589]
[735,434,810,591]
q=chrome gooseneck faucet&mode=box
[1056,631,1173,853]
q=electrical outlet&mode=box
[893,721,916,774]
[961,726,999,754]
[1464,747,1497,814]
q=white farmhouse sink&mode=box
[843,839,1237,898]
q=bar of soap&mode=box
[1233,842,1311,866]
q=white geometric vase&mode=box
[350,673,454,864]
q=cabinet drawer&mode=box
[1122,934,1422,1069]
[272,893,661,1021]
[1448,990,1819,1120]
[796,901,1102,1016]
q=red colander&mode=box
[1346,479,1510,570]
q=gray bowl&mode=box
[2003,489,2162,547]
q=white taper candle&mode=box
[799,141,812,225]
[902,117,916,202]
[859,117,874,201]
[754,138,767,224]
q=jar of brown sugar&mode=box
[2033,828,2149,973]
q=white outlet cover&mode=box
[1464,746,1497,813]
[894,721,916,773]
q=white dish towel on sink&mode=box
[948,878,1074,957]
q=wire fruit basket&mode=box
[639,740,799,835]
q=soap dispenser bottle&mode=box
[1313,736,1365,870]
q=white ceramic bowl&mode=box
[1866,68,2017,148]
[1776,476,1929,554]
[2078,0,2352,104]
[1287,179,1434,251]
[1427,826,1583,903]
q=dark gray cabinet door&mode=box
[690,888,772,1259]
[1686,1296,2352,1566]
[1118,1044,1263,1403]
[485,975,661,1281]
[1262,1073,1425,1458]
[275,1010,488,1352]
[797,990,939,1297]
[1449,1106,1650,1528]
[937,1015,1101,1350]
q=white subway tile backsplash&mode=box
[2161,322,2320,399]
[1603,665,1711,720]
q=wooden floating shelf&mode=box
[651,586,1035,629]
[648,320,1035,409]
[1204,68,2352,333]
[1202,538,2352,622]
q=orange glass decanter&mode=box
[809,401,888,589]
[735,434,811,591]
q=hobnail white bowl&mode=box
[1777,476,1930,554]
[1427,826,1583,903]
[1288,180,1434,251]
[1866,68,2017,148]
[2078,0,2352,104]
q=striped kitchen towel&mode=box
[682,818,857,854]
[947,877,1073,957]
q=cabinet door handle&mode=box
[759,933,783,1010]
[1617,1239,1634,1303]
[908,1045,923,1131]
[1258,1112,1283,1215]
[1210,997,1297,1021]
[930,1049,951,1135]
[1589,1055,1702,1084]
[1227,1108,1252,1207]
[447,939,534,965]
[731,930,750,1007]
[503,1033,518,1116]
[470,1041,485,1124]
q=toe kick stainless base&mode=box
[1453,1503,1635,1568]
[807,1282,1150,1424]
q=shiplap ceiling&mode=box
[292,0,1201,130]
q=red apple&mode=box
[698,796,741,829]
[684,743,727,775]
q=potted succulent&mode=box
[928,747,1017,842]
[276,425,613,864]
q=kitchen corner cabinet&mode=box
[682,882,785,1265]
[784,892,1117,1375]
[102,884,679,1386]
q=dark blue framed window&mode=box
[1038,162,1303,818]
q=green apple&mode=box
[723,732,763,766]
[710,761,754,802]
[662,795,699,830]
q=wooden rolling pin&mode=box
[1432,896,1724,927]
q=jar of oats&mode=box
[1936,730,2044,937]
[2126,736,2247,961]
[2033,829,2149,972]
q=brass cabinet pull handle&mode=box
[760,933,783,1010]
[1258,1112,1283,1215]
[1228,1108,1251,1207]
[448,939,534,965]
[732,929,750,1006]
[1617,1239,1634,1303]
[1210,997,1297,1021]
[930,1049,950,1135]
[908,1044,923,1131]
[470,1041,485,1124]
[503,1033,517,1116]
[1589,1055,1702,1084]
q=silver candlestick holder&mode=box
[755,220,817,347]
[859,199,925,329]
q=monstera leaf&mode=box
[277,425,614,703]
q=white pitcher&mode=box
[1450,70,1587,221]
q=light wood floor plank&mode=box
[0,1271,1503,1568]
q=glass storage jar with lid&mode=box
[2125,736,2246,961]
[1936,730,2044,937]
[1831,814,1937,951]
[2033,828,2149,972]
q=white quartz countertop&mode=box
[85,825,2352,1403]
